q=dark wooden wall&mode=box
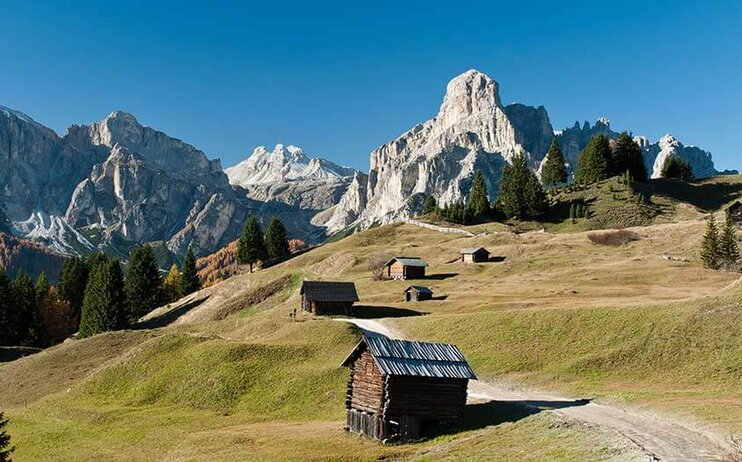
[347,350,385,413]
[384,376,468,419]
[301,297,353,315]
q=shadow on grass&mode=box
[135,297,208,329]
[430,295,448,301]
[648,178,742,211]
[489,256,507,263]
[432,398,592,438]
[425,273,458,280]
[0,346,42,363]
[351,305,426,319]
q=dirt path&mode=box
[337,318,730,461]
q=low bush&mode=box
[587,229,640,247]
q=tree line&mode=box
[0,245,201,346]
[419,132,695,224]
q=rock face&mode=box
[642,135,717,179]
[328,70,726,233]
[226,144,359,240]
[0,108,248,257]
[328,70,554,232]
[225,144,355,187]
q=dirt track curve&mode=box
[339,318,729,462]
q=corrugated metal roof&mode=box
[300,281,359,302]
[342,336,476,380]
[386,257,428,267]
[460,247,489,255]
[405,285,433,294]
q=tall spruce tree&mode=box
[499,154,547,220]
[11,271,42,346]
[237,217,266,272]
[612,132,647,181]
[36,272,50,303]
[467,171,491,218]
[0,270,13,346]
[57,257,89,320]
[79,259,127,338]
[124,245,163,324]
[700,214,721,270]
[661,156,694,180]
[541,139,568,187]
[0,411,13,462]
[719,211,740,269]
[265,217,290,260]
[575,134,612,184]
[179,248,201,297]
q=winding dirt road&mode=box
[338,318,729,461]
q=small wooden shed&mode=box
[385,257,427,280]
[460,247,490,263]
[300,281,359,316]
[727,201,742,223]
[404,285,433,302]
[341,336,476,442]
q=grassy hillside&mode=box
[3,177,742,459]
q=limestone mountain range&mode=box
[0,70,727,259]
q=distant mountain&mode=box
[226,144,359,241]
[225,144,355,186]
[326,70,728,233]
[0,107,249,257]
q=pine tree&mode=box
[162,264,181,303]
[0,270,14,346]
[575,134,612,184]
[661,156,694,180]
[422,196,438,215]
[612,132,647,181]
[237,217,266,272]
[499,154,547,220]
[57,257,89,320]
[124,245,163,324]
[11,271,42,346]
[79,259,127,338]
[700,214,721,270]
[569,203,576,223]
[179,247,201,297]
[541,139,568,187]
[36,272,50,303]
[265,217,290,260]
[0,411,13,462]
[466,171,490,218]
[719,212,740,269]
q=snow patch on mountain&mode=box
[225,144,356,187]
[13,212,95,255]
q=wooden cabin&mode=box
[404,285,433,302]
[341,336,476,442]
[727,201,742,223]
[300,281,359,316]
[460,247,490,263]
[385,257,427,280]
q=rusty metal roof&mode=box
[300,281,359,302]
[342,336,476,380]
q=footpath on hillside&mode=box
[338,318,729,462]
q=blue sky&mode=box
[1,0,740,172]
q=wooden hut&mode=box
[460,247,490,263]
[385,257,427,280]
[727,201,742,223]
[300,281,359,316]
[404,285,433,302]
[341,336,476,442]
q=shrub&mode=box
[587,229,640,247]
[368,253,392,280]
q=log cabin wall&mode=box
[388,262,405,279]
[314,301,353,316]
[348,350,385,413]
[383,376,468,419]
[405,266,425,279]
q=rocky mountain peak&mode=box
[437,69,501,127]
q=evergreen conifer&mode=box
[265,217,290,260]
[237,217,267,272]
[541,139,568,187]
[575,134,612,184]
[124,245,163,324]
[700,214,721,270]
[466,171,491,217]
[499,154,547,219]
[78,259,127,338]
[179,247,201,296]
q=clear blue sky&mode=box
[2,0,740,172]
